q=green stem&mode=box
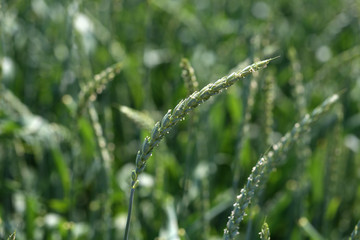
[124,182,136,240]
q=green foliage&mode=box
[1,0,360,239]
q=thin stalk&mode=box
[124,182,136,240]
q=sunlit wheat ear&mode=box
[180,58,198,94]
[259,221,270,240]
[350,220,360,240]
[0,86,70,146]
[224,93,340,240]
[118,105,155,131]
[131,57,277,188]
[76,62,123,116]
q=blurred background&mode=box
[0,0,360,239]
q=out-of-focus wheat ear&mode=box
[0,86,70,146]
[263,72,275,146]
[259,220,271,240]
[118,105,155,131]
[180,58,199,94]
[0,84,32,116]
[223,93,340,240]
[88,103,112,171]
[76,62,123,116]
[288,47,307,116]
[350,220,360,240]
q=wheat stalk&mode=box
[288,47,307,116]
[124,57,277,240]
[88,103,112,171]
[131,57,277,189]
[223,93,340,240]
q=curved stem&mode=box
[124,182,136,240]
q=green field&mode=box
[1,0,360,239]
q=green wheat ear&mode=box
[131,57,278,188]
[224,93,340,240]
